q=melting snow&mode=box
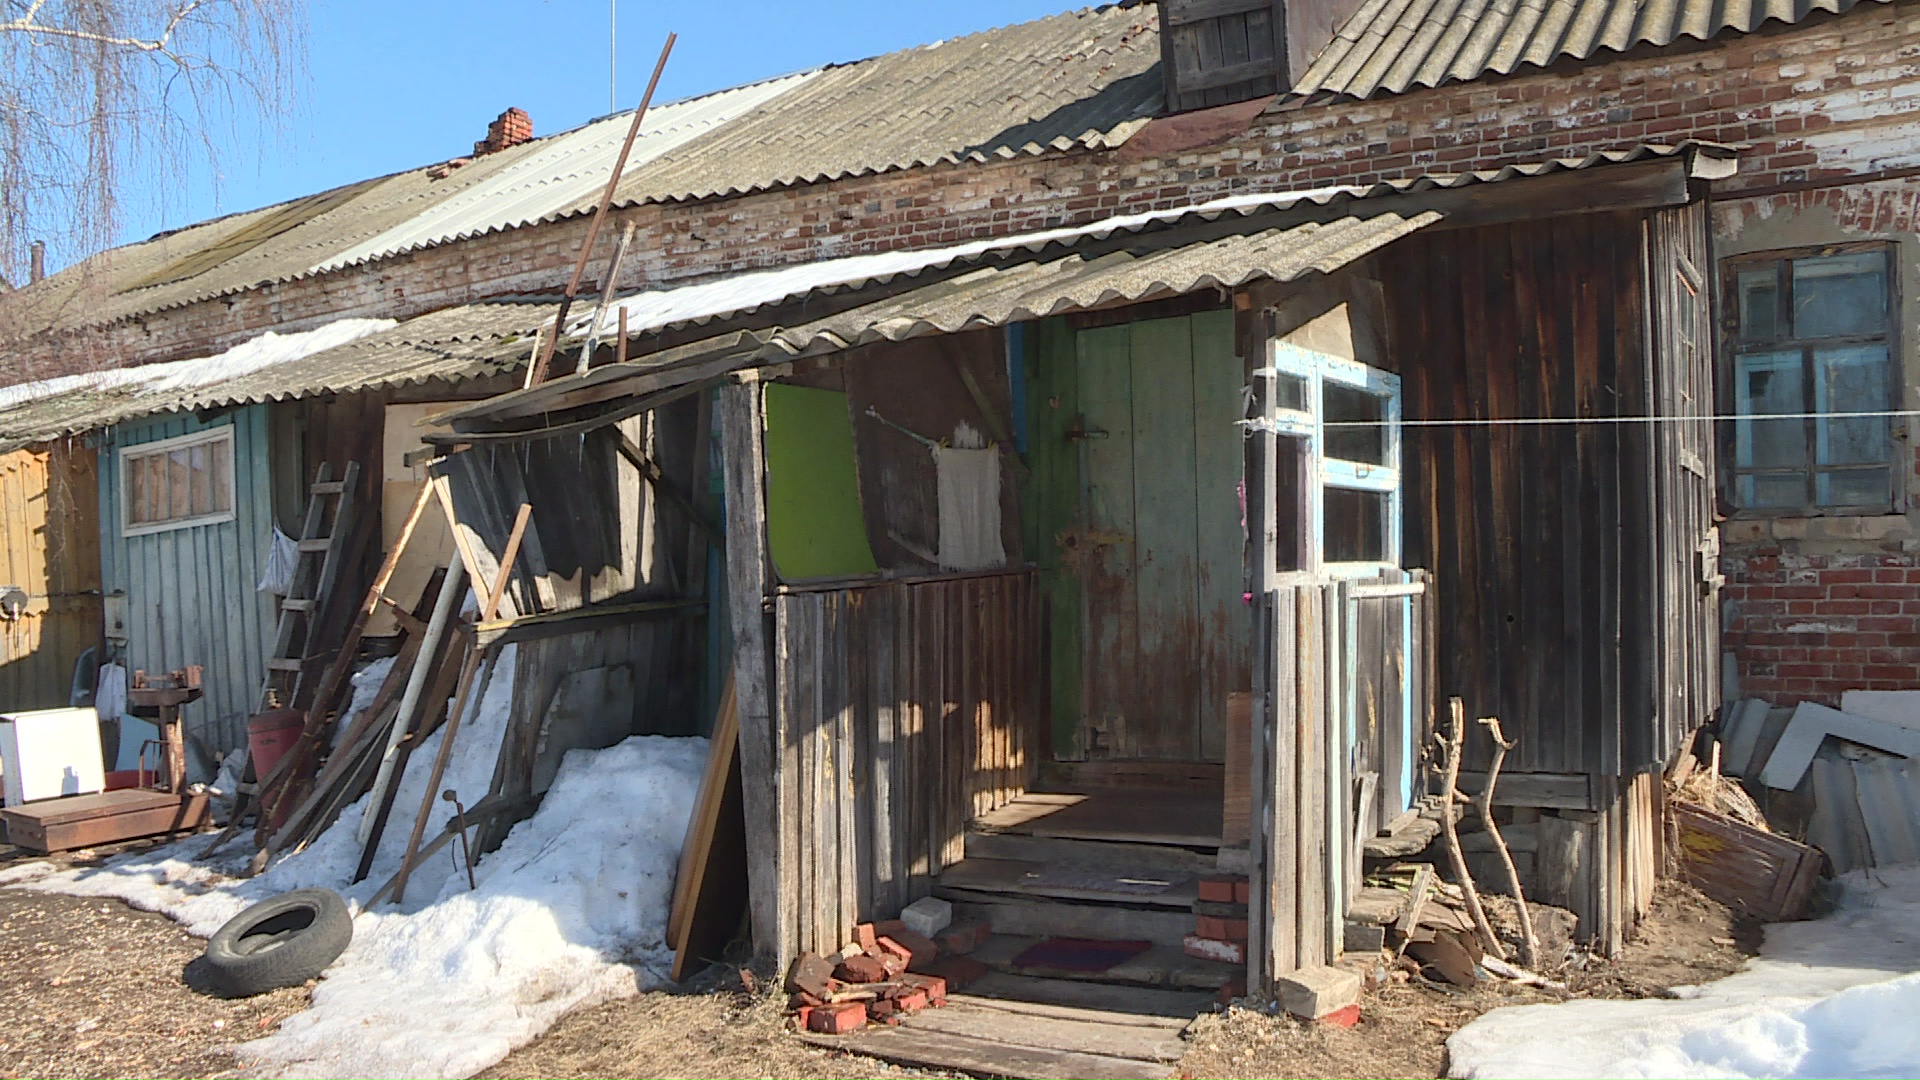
[0,644,709,1079]
[1449,866,1920,1079]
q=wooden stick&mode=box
[528,34,676,387]
[483,504,533,621]
[1439,697,1507,961]
[1475,715,1540,969]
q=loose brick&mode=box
[896,988,931,1013]
[808,1002,867,1035]
[870,942,909,977]
[936,921,987,955]
[1195,914,1250,942]
[852,923,878,952]
[1317,1003,1363,1028]
[1198,875,1243,903]
[1216,974,1248,1007]
[785,954,835,999]
[886,927,940,971]
[1183,934,1246,965]
[834,954,889,984]
[1234,879,1252,905]
[900,972,948,1004]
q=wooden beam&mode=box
[1454,770,1596,810]
[1163,0,1271,27]
[471,598,704,647]
[717,376,788,967]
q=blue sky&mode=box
[123,0,1075,248]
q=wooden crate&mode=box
[2,789,211,853]
[1672,801,1821,922]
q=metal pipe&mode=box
[357,552,467,845]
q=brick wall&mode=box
[8,3,1919,384]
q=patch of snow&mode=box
[12,644,710,1079]
[1449,866,1920,1079]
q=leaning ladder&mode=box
[258,462,362,713]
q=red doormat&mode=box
[1010,937,1153,973]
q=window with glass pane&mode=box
[1724,247,1897,511]
[123,429,236,533]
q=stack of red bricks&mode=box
[474,107,534,156]
[1185,873,1251,968]
[785,919,993,1035]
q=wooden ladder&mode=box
[259,462,362,712]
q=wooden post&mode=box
[717,375,788,967]
[1246,356,1280,990]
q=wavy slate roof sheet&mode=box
[1294,0,1893,98]
[603,3,1164,207]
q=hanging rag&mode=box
[935,445,1006,571]
[257,527,299,595]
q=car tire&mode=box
[203,888,352,997]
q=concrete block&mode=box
[901,895,953,937]
[1344,920,1387,953]
[1276,964,1363,1020]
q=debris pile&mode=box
[783,896,990,1035]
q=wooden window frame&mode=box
[1718,241,1903,518]
[120,427,237,538]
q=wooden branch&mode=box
[1439,698,1507,961]
[1475,715,1540,969]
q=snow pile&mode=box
[1449,867,1920,1079]
[0,645,710,1079]
[0,318,395,413]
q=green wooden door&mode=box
[1031,311,1247,762]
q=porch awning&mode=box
[432,208,1440,439]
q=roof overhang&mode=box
[429,141,1737,444]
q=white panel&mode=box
[0,707,105,805]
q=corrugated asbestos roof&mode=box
[603,3,1163,207]
[1294,0,1894,98]
[311,72,821,273]
[0,302,549,449]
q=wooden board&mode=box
[1672,801,1821,922]
[938,857,1196,909]
[976,788,1222,847]
[960,973,1211,1023]
[669,676,748,981]
[3,791,210,852]
[898,1001,1188,1063]
[944,896,1196,947]
[804,1024,1173,1080]
[974,934,1241,991]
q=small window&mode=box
[122,428,235,536]
[1723,247,1899,513]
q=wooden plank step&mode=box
[973,934,1240,991]
[944,896,1193,947]
[939,858,1196,909]
[804,1023,1173,1079]
[266,658,305,672]
[959,973,1210,1024]
[975,788,1222,848]
[1364,814,1441,859]
[279,598,316,613]
[296,538,334,553]
[900,1001,1186,1063]
[0,788,180,827]
[309,481,347,495]
[1348,885,1409,926]
[965,830,1217,874]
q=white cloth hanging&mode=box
[935,445,1006,571]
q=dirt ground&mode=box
[0,832,1755,1080]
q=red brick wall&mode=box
[7,3,1916,384]
[1721,548,1920,706]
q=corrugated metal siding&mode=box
[0,440,102,712]
[1295,0,1893,98]
[100,407,276,761]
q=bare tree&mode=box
[0,0,305,283]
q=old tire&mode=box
[204,888,352,997]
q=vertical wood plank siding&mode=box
[100,407,275,760]
[0,441,102,711]
[774,570,1042,958]
[1389,213,1653,777]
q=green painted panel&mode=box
[1191,310,1252,762]
[1077,324,1138,759]
[1024,318,1085,760]
[1127,317,1202,760]
[763,383,879,581]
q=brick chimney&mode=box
[475,107,534,156]
[1158,0,1367,113]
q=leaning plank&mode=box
[669,674,737,951]
[1672,801,1821,921]
[1762,701,1920,790]
[804,1025,1173,1080]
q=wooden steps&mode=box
[938,857,1197,909]
[974,788,1223,848]
[946,895,1195,946]
[961,972,1213,1021]
[973,933,1240,991]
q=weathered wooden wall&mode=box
[101,407,276,761]
[0,440,102,712]
[1389,213,1654,779]
[773,569,1042,958]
